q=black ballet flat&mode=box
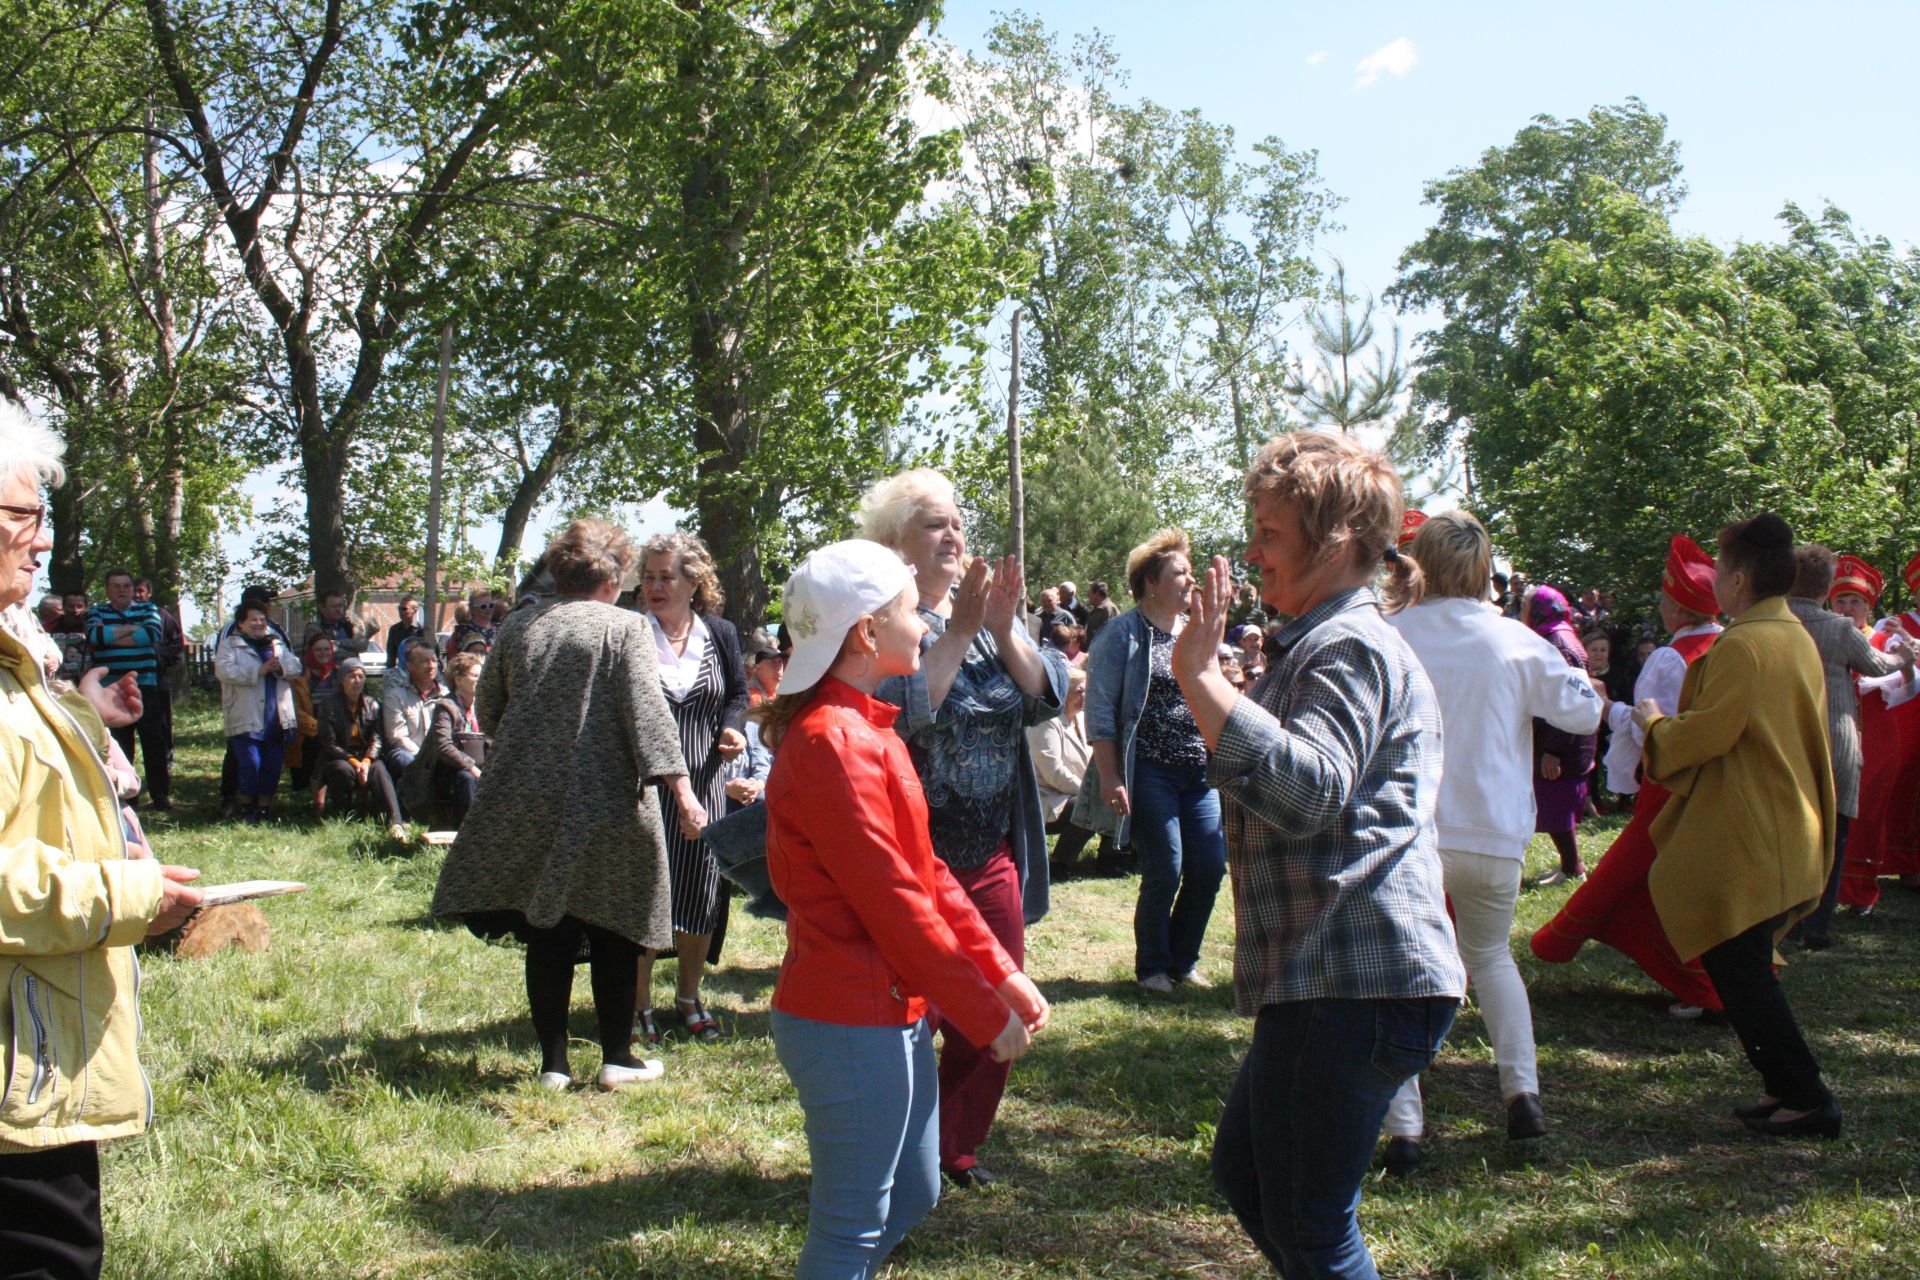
[1742,1102,1842,1139]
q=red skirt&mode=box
[1841,687,1920,909]
[1530,782,1721,1010]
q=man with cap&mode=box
[1532,535,1725,1015]
[1841,552,1920,912]
[1785,546,1913,947]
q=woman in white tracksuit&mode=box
[1380,511,1604,1171]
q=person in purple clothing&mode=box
[1527,585,1599,884]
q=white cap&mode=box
[780,540,917,695]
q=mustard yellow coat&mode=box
[1641,595,1836,963]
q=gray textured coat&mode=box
[431,597,689,948]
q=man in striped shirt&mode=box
[87,566,172,810]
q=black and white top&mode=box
[1134,623,1209,769]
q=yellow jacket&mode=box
[1642,595,1836,962]
[1,626,167,1151]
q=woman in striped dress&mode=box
[636,532,751,1043]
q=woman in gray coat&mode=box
[432,520,707,1091]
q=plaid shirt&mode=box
[1209,586,1466,1012]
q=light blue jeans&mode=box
[771,1011,940,1280]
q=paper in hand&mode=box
[194,880,308,908]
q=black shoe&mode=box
[1802,933,1833,952]
[149,798,172,813]
[941,1165,997,1190]
[1742,1101,1842,1139]
[1506,1093,1548,1141]
[1733,1098,1783,1121]
[1382,1137,1422,1177]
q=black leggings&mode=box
[314,758,403,825]
[0,1141,101,1280]
[1699,912,1831,1111]
[523,918,643,1076]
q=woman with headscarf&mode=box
[1527,585,1598,885]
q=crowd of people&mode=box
[3,387,1914,1280]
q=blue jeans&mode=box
[1214,997,1457,1280]
[771,1011,940,1280]
[1130,757,1227,979]
[229,734,286,799]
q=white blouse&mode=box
[650,611,711,699]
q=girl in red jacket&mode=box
[758,539,1049,1280]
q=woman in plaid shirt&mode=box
[1172,431,1466,1280]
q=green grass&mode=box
[105,695,1920,1278]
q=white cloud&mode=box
[1354,37,1418,89]
[1305,50,1328,67]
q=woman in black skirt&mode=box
[635,532,750,1043]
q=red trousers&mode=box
[933,845,1023,1173]
[1531,784,1721,1010]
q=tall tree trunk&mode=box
[143,114,187,610]
[495,398,581,567]
[47,481,86,594]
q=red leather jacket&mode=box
[766,678,1016,1047]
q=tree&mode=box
[1391,100,1686,467]
[1285,259,1404,433]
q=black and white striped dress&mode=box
[655,641,729,936]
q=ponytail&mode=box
[1379,544,1427,615]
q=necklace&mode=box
[658,616,693,649]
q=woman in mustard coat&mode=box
[1634,513,1840,1138]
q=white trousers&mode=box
[1384,847,1538,1138]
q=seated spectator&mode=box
[405,651,489,829]
[303,587,374,657]
[1049,623,1089,666]
[288,633,340,795]
[314,657,407,838]
[216,600,303,823]
[382,641,445,779]
[386,593,424,667]
[460,634,492,657]
[1030,666,1105,880]
[1219,649,1245,690]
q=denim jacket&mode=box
[1073,607,1154,846]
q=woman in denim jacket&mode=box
[1076,529,1227,992]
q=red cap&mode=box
[1662,535,1718,616]
[1829,555,1883,608]
[1398,509,1429,548]
[1905,553,1920,600]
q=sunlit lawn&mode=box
[108,695,1920,1277]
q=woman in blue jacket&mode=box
[1076,529,1227,991]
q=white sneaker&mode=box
[1171,969,1214,989]
[1138,973,1175,994]
[1536,868,1586,887]
[596,1059,666,1090]
[536,1071,572,1091]
[1669,1002,1705,1021]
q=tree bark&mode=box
[495,396,581,568]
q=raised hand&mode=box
[79,668,143,728]
[982,554,1026,640]
[947,555,991,638]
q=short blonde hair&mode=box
[642,531,725,615]
[1126,528,1191,602]
[1244,431,1408,566]
[856,468,957,551]
[1406,510,1491,604]
[446,652,485,682]
[544,519,638,595]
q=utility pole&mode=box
[1007,308,1024,566]
[424,322,452,643]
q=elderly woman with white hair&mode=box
[1172,430,1464,1280]
[0,401,202,1278]
[857,467,1068,1190]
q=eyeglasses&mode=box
[0,503,45,533]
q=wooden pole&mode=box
[1006,308,1024,567]
[424,322,452,644]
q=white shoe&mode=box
[1171,969,1214,989]
[1669,1002,1705,1021]
[596,1059,666,1090]
[1138,973,1175,994]
[388,823,410,842]
[537,1071,572,1091]
[1536,867,1586,887]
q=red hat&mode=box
[1398,509,1429,548]
[1829,555,1883,608]
[1905,553,1920,601]
[1662,535,1718,616]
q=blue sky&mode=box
[935,1,1920,311]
